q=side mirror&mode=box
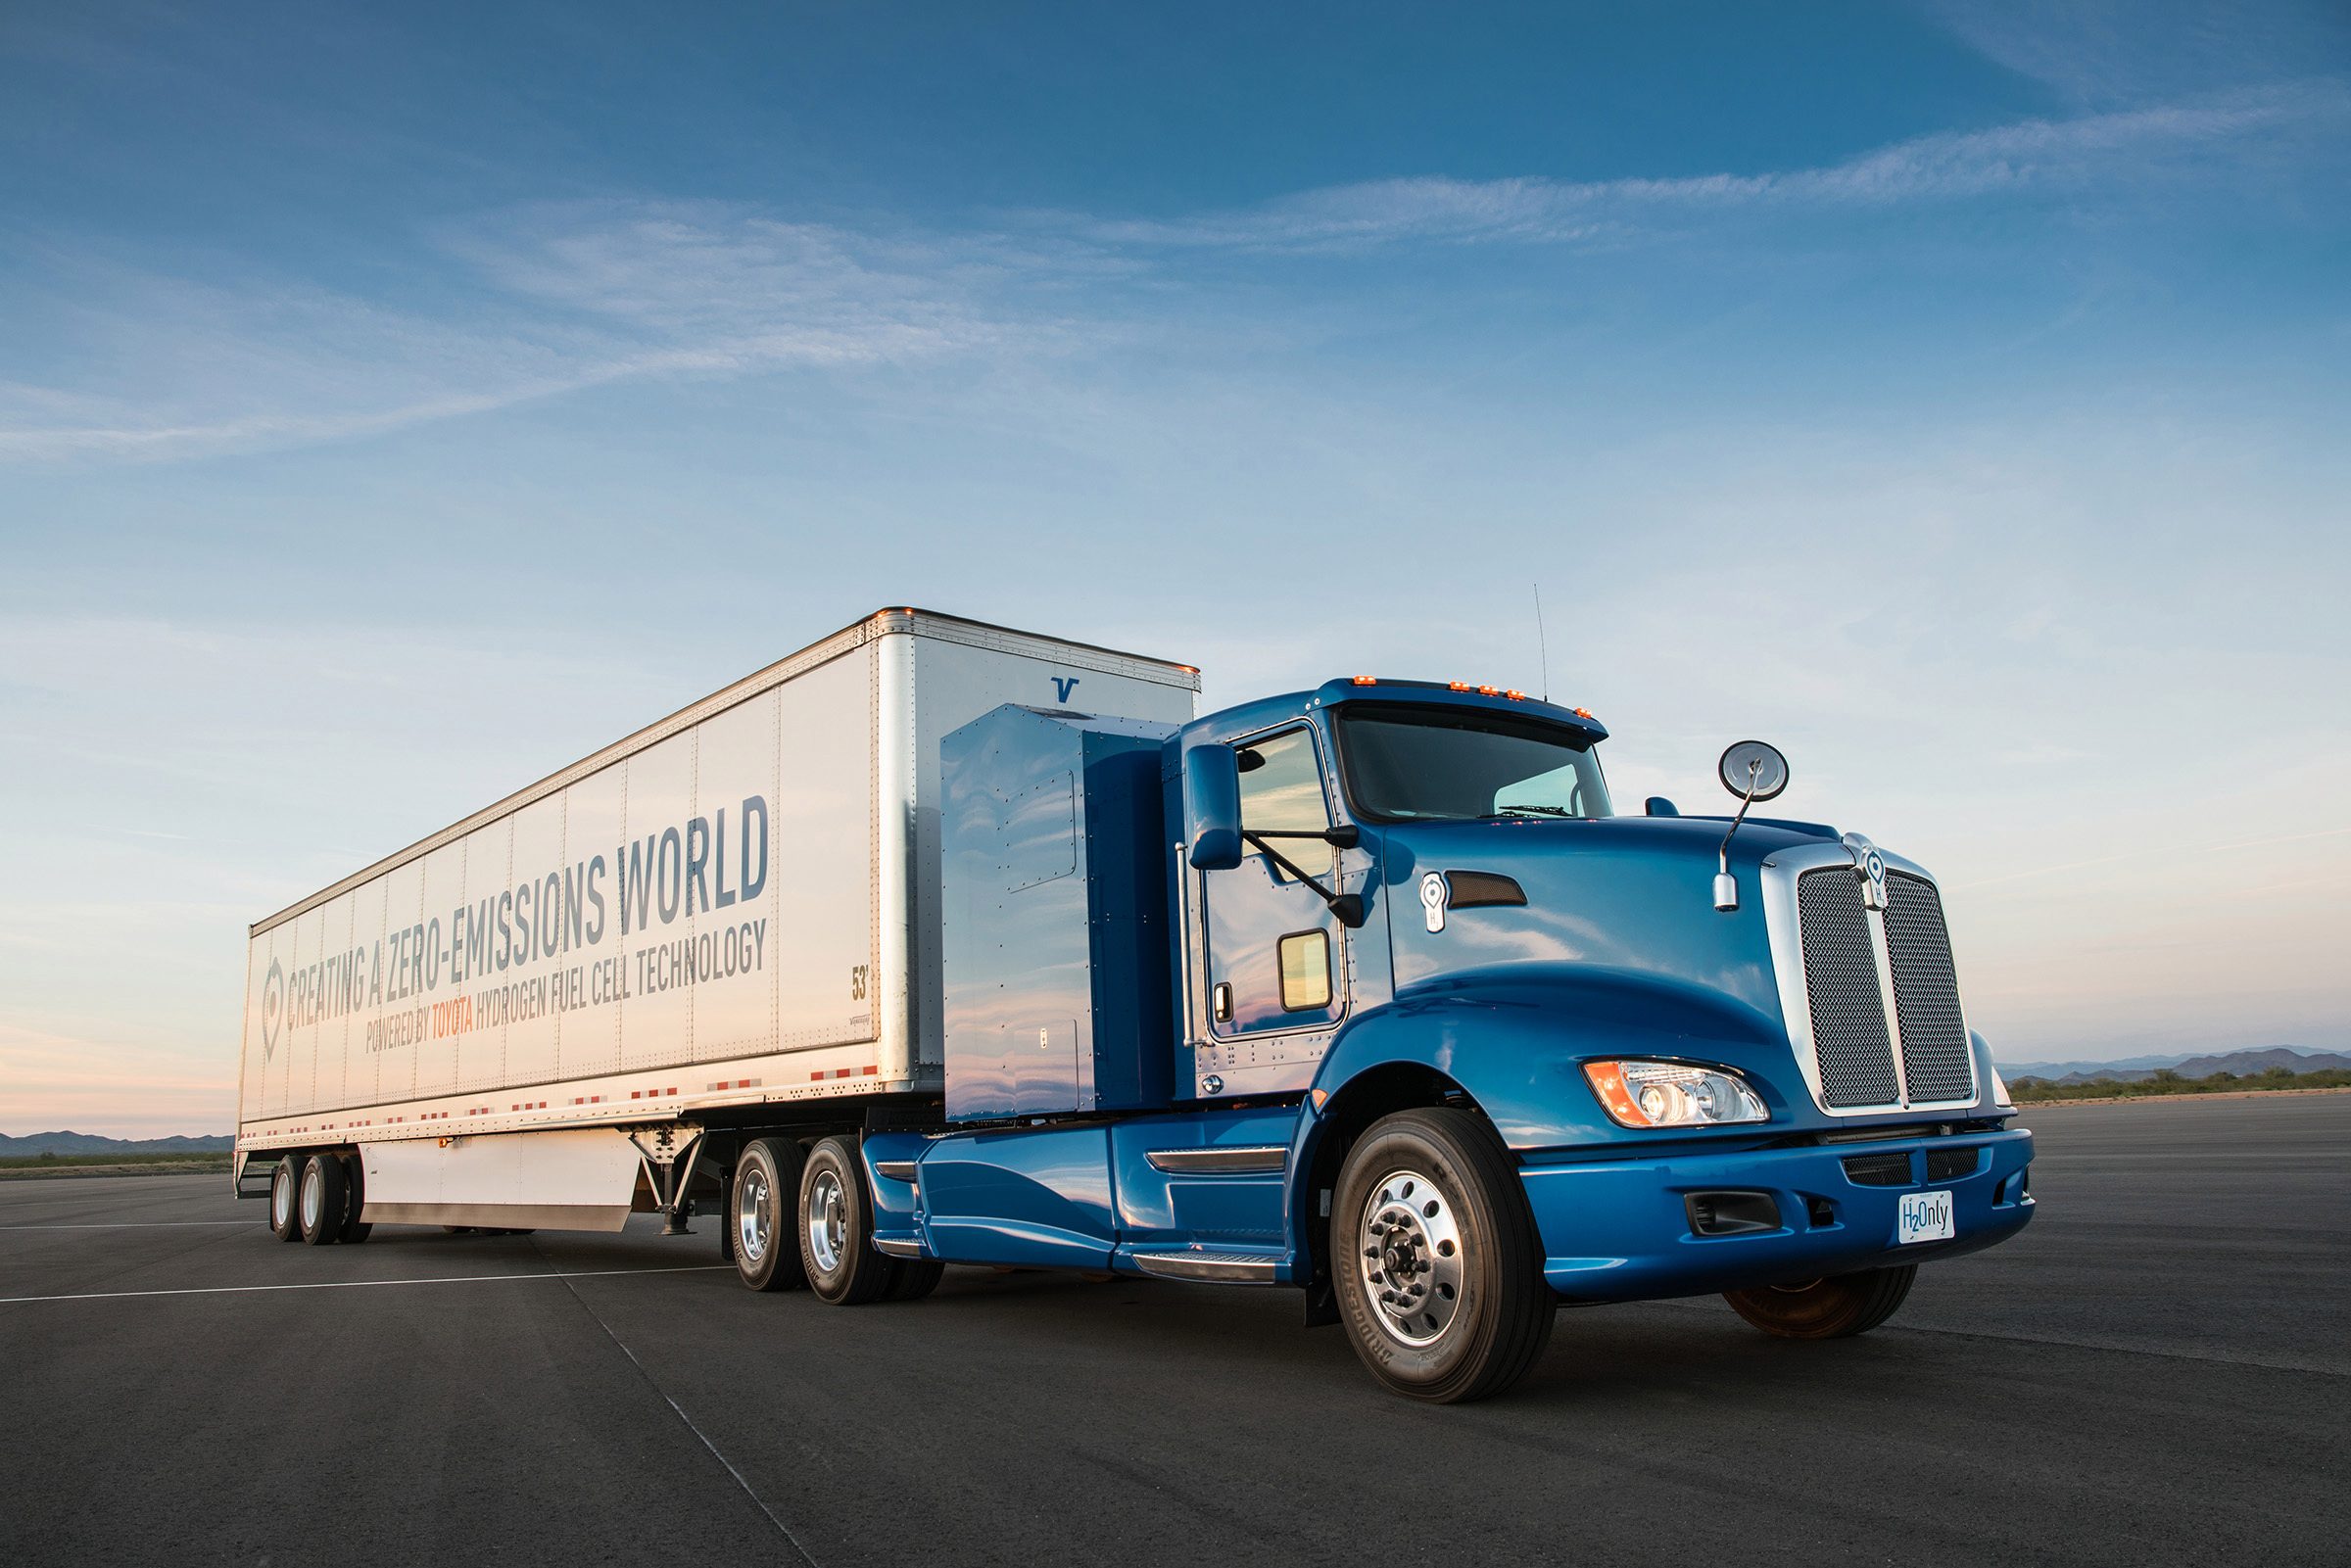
[1716,740,1789,803]
[1710,740,1789,913]
[1184,743,1245,870]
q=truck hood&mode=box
[1373,815,1842,1027]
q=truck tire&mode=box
[798,1136,893,1306]
[1332,1108,1555,1403]
[731,1137,808,1292]
[1723,1264,1916,1339]
[882,1258,945,1302]
[299,1153,346,1245]
[336,1154,372,1244]
[268,1156,304,1243]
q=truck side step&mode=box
[1130,1251,1281,1284]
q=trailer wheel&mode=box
[731,1138,808,1292]
[1723,1264,1916,1339]
[882,1258,945,1302]
[268,1157,304,1243]
[298,1154,346,1246]
[1332,1109,1555,1403]
[799,1136,893,1306]
[336,1154,371,1244]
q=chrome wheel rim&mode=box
[271,1167,293,1230]
[737,1165,773,1264]
[299,1164,321,1232]
[805,1167,846,1273]
[1358,1167,1465,1348]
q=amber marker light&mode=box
[1505,689,1526,701]
[1573,707,1594,719]
[1583,1062,1647,1125]
[1351,676,1378,686]
[1448,681,1474,692]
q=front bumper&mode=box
[1520,1125,2034,1302]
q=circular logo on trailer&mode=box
[260,959,284,1062]
[1419,871,1450,933]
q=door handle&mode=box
[1212,982,1232,1023]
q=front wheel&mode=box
[1332,1108,1555,1403]
[1723,1264,1916,1339]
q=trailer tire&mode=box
[1332,1108,1554,1403]
[731,1138,808,1293]
[882,1258,945,1302]
[336,1154,371,1244]
[268,1156,304,1243]
[799,1136,893,1306]
[1723,1264,1916,1339]
[299,1154,346,1246]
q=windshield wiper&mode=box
[1490,804,1577,819]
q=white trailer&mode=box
[235,609,1198,1236]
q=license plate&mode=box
[1898,1190,1954,1244]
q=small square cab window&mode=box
[1278,930,1331,1012]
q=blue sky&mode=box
[3,2,2347,1134]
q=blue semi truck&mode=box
[764,649,2035,1402]
[239,611,2033,1403]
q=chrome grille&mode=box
[1885,873,1974,1104]
[1781,855,1977,1115]
[1798,869,1899,1107]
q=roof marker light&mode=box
[1351,676,1377,686]
[1505,689,1526,701]
[1448,681,1474,692]
[1573,707,1594,719]
[1477,685,1501,696]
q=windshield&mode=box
[1337,706,1612,823]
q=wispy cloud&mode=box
[0,205,1059,463]
[0,82,2339,465]
[1084,79,2350,250]
[1918,0,2351,108]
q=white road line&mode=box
[0,1264,730,1305]
[0,1221,254,1229]
[545,1252,820,1566]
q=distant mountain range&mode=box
[0,1130,233,1156]
[2001,1046,2351,1085]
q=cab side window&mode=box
[1236,728,1333,877]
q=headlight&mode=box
[1583,1060,1767,1128]
[1991,1064,2015,1109]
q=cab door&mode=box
[1200,725,1346,1037]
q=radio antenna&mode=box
[1533,583,1551,702]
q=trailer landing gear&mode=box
[630,1127,707,1238]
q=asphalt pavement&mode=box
[4,1094,2345,1566]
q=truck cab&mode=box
[815,676,2034,1402]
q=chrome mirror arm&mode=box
[1714,765,1761,912]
